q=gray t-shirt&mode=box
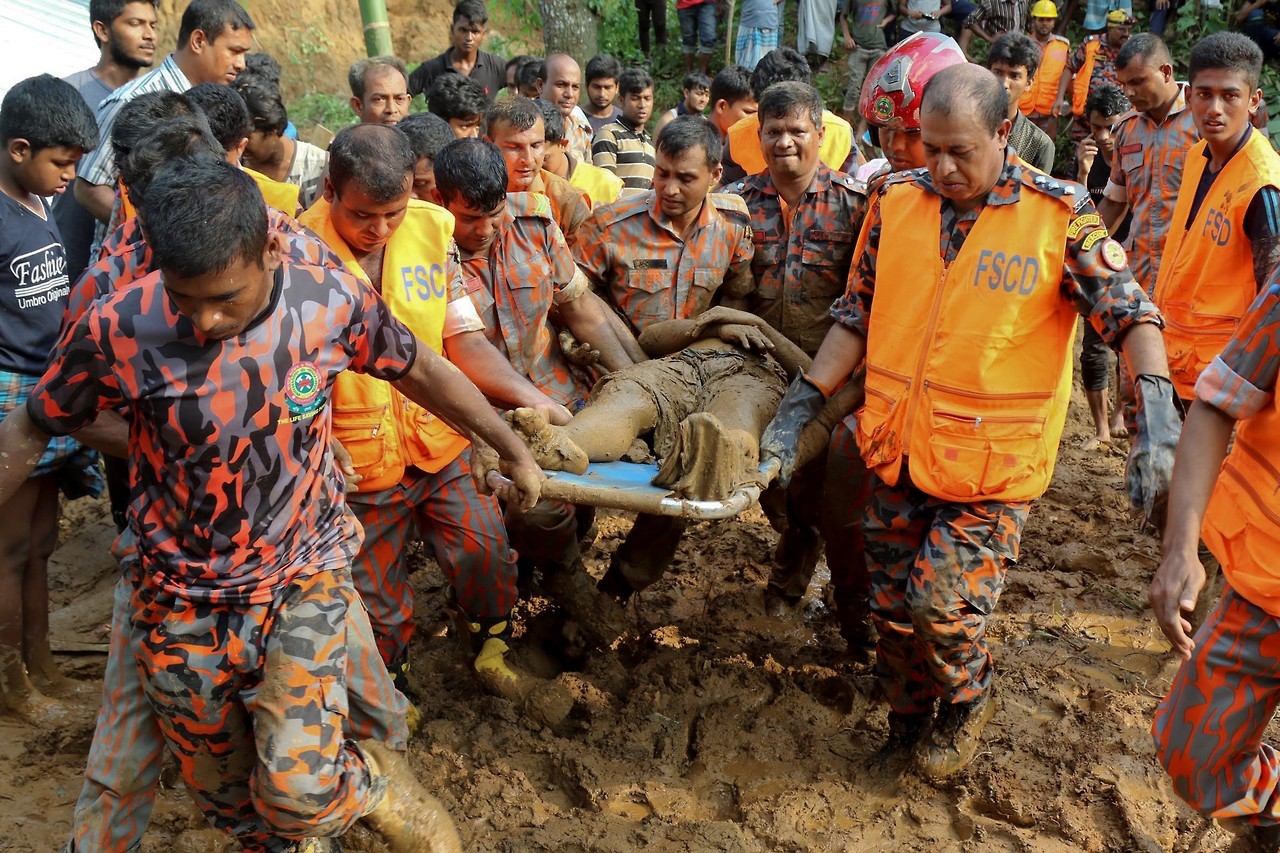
[54,68,115,286]
[899,0,943,33]
[740,0,781,28]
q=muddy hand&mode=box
[718,323,774,353]
[689,306,768,338]
[1126,375,1181,529]
[557,329,601,369]
[1149,547,1205,659]
[760,373,828,487]
[534,401,573,427]
[331,438,362,492]
[471,440,503,496]
[495,459,544,512]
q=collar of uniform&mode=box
[1138,82,1190,125]
[758,161,834,197]
[645,190,717,237]
[528,170,546,194]
[918,147,1023,207]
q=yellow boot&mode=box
[359,740,463,853]
[464,616,574,729]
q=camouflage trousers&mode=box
[864,472,1029,715]
[348,457,516,665]
[126,564,406,851]
[1154,585,1280,825]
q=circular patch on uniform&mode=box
[285,361,322,409]
[873,95,895,123]
[1101,239,1127,271]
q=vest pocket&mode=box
[920,384,1049,500]
[331,405,390,478]
[857,364,911,467]
[624,268,674,328]
[1162,307,1238,393]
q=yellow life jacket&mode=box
[244,166,302,217]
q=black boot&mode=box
[868,707,933,771]
[920,686,998,778]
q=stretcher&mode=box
[488,458,781,519]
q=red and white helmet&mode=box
[859,32,968,131]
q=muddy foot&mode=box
[544,561,628,648]
[652,412,756,501]
[507,408,589,474]
[1081,436,1111,452]
[360,741,463,853]
[25,640,82,698]
[0,646,67,723]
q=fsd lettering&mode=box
[973,251,1039,295]
[1201,208,1231,246]
[401,264,447,301]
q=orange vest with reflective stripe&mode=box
[299,198,469,492]
[1152,133,1280,399]
[728,110,854,176]
[1021,35,1071,116]
[245,166,302,216]
[570,159,624,206]
[1071,38,1102,116]
[1203,401,1280,615]
[857,175,1078,502]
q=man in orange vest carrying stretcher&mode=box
[759,63,1180,779]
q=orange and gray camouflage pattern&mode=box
[348,455,517,665]
[864,472,1029,715]
[819,415,876,640]
[1153,585,1280,826]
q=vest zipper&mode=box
[902,262,951,447]
[1222,462,1280,527]
[923,380,1055,402]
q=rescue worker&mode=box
[761,63,1179,777]
[1020,0,1071,136]
[1054,9,1134,143]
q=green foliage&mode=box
[289,92,351,130]
[488,0,545,57]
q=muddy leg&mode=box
[558,378,660,460]
[0,477,58,715]
[26,477,75,696]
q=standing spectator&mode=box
[506,54,536,92]
[1054,9,1133,143]
[428,73,488,137]
[1238,0,1280,62]
[234,74,327,210]
[958,0,1023,57]
[636,0,669,60]
[592,68,657,193]
[348,56,410,126]
[655,72,711,135]
[1081,0,1131,31]
[1021,0,1071,136]
[798,0,839,71]
[840,0,893,136]
[989,33,1055,173]
[541,54,595,162]
[57,0,158,288]
[678,0,718,74]
[584,55,624,135]
[899,0,948,37]
[736,0,783,71]
[395,111,456,200]
[407,0,506,100]
[709,64,758,141]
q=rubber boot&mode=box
[359,740,463,853]
[456,612,574,728]
[867,706,934,772]
[295,837,343,852]
[543,559,627,647]
[920,686,998,778]
[386,651,422,734]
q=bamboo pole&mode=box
[359,0,394,57]
[725,0,738,65]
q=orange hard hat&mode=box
[858,32,968,130]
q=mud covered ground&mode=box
[0,380,1268,852]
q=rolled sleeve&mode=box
[829,196,882,336]
[553,266,591,305]
[1195,281,1280,418]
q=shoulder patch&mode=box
[504,191,553,221]
[1101,239,1127,271]
[594,191,652,227]
[1023,171,1085,207]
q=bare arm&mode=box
[443,330,572,424]
[1118,321,1170,379]
[1054,69,1075,116]
[71,410,130,458]
[637,311,812,375]
[558,290,642,371]
[1098,197,1130,235]
[807,323,868,394]
[391,342,544,509]
[74,178,115,224]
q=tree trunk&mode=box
[537,0,601,62]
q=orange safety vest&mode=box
[570,159,624,207]
[1203,399,1280,615]
[1152,132,1280,399]
[1071,38,1103,116]
[728,110,855,176]
[244,166,302,217]
[856,174,1079,503]
[1021,35,1071,116]
[299,198,470,492]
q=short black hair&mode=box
[243,52,282,83]
[348,56,407,99]
[110,91,196,165]
[1116,32,1173,72]
[515,57,544,93]
[585,54,623,85]
[485,94,543,136]
[110,90,197,165]
[1085,83,1131,119]
[88,0,158,46]
[922,63,1009,135]
[758,81,824,128]
[433,137,507,213]
[428,73,487,121]
[682,73,712,92]
[1190,31,1263,89]
[656,115,722,169]
[397,112,455,161]
[506,54,536,75]
[177,0,254,49]
[711,65,753,107]
[141,157,267,278]
[233,73,289,136]
[0,74,99,152]
[453,0,489,26]
[185,82,252,151]
[122,115,222,209]
[988,32,1041,79]
[328,123,415,202]
[534,99,566,143]
[750,48,811,103]
[619,68,654,99]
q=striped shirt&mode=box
[79,54,192,189]
[591,117,656,193]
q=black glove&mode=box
[760,373,829,488]
[1127,374,1182,528]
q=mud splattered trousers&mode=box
[347,457,516,665]
[864,470,1028,714]
[1153,585,1280,825]
[70,561,409,852]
